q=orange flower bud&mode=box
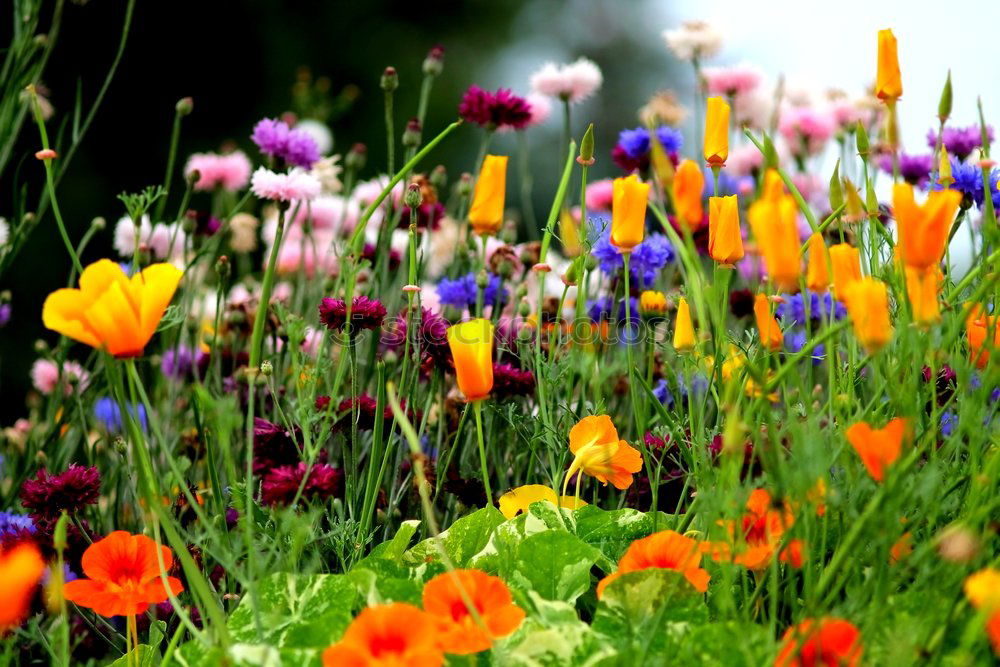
[806,233,831,292]
[703,97,730,167]
[876,29,903,102]
[966,304,1000,370]
[753,196,801,292]
[829,243,862,299]
[559,207,582,257]
[672,159,704,230]
[754,293,783,351]
[892,183,961,272]
[468,155,508,236]
[842,277,893,352]
[446,318,494,401]
[610,174,650,252]
[904,266,941,326]
[673,296,695,352]
[708,195,743,264]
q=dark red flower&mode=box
[399,202,445,231]
[20,465,100,520]
[319,296,387,332]
[491,363,535,399]
[729,289,755,319]
[252,418,301,475]
[458,86,532,130]
[612,144,646,174]
[921,364,957,405]
[260,462,343,506]
[315,395,332,411]
[337,394,380,431]
[361,243,401,271]
[381,307,452,369]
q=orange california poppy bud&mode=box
[42,259,183,358]
[892,183,961,272]
[0,541,46,633]
[904,266,941,326]
[708,195,744,264]
[422,569,525,654]
[468,154,508,236]
[704,97,730,167]
[559,207,582,257]
[842,277,893,352]
[846,418,909,482]
[938,145,954,187]
[876,29,902,102]
[610,174,650,252]
[673,296,695,352]
[446,318,494,402]
[639,290,668,317]
[966,304,1000,369]
[754,294,783,351]
[761,169,785,203]
[829,243,862,299]
[806,233,831,292]
[755,196,802,292]
[672,159,705,230]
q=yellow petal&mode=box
[134,263,183,344]
[42,288,102,348]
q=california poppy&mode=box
[673,296,696,352]
[704,97,730,167]
[672,159,705,230]
[875,29,902,102]
[904,266,941,326]
[566,415,643,490]
[829,243,862,299]
[893,183,961,272]
[610,174,650,252]
[775,618,863,667]
[446,319,494,402]
[43,259,183,358]
[708,195,744,265]
[62,531,184,617]
[639,290,668,318]
[805,233,830,293]
[422,569,525,654]
[0,541,45,633]
[753,196,801,292]
[845,418,908,482]
[322,602,443,667]
[842,277,893,352]
[966,304,1000,369]
[468,155,508,236]
[964,568,1000,655]
[597,530,710,598]
[497,484,587,520]
[754,294,784,352]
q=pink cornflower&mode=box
[524,93,552,127]
[585,179,615,212]
[458,86,533,130]
[702,63,762,97]
[30,359,90,396]
[529,57,603,104]
[184,151,252,192]
[726,144,764,178]
[779,106,835,157]
[250,167,321,202]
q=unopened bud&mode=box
[346,143,367,171]
[422,45,445,77]
[114,436,128,455]
[90,216,106,231]
[186,169,201,186]
[175,97,194,116]
[855,121,870,157]
[216,255,231,279]
[52,512,69,552]
[828,159,843,212]
[518,300,531,318]
[457,173,473,197]
[938,71,952,124]
[429,165,447,192]
[404,182,423,209]
[402,117,422,148]
[260,360,273,377]
[380,67,399,92]
[34,339,48,354]
[475,270,490,290]
[578,123,595,165]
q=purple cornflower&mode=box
[775,291,846,326]
[436,272,506,311]
[381,307,452,368]
[877,152,934,186]
[94,397,147,433]
[587,296,615,322]
[931,159,1000,210]
[590,223,675,287]
[927,125,994,161]
[653,378,674,406]
[785,329,825,365]
[458,86,532,130]
[161,344,195,379]
[20,465,101,519]
[251,118,321,169]
[0,302,10,328]
[319,296,387,332]
[940,410,958,437]
[260,462,343,506]
[0,512,35,538]
[702,166,742,197]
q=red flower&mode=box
[491,363,535,399]
[775,618,862,667]
[458,86,532,130]
[20,465,100,520]
[319,296,387,332]
[260,462,343,506]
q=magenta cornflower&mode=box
[318,296,387,332]
[260,462,342,506]
[458,86,533,130]
[184,151,252,191]
[20,465,101,519]
[251,117,321,168]
[252,417,301,475]
[491,363,535,399]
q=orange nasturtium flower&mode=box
[468,154,508,236]
[754,293,784,352]
[805,233,830,292]
[708,195,744,265]
[964,568,1000,655]
[775,618,863,667]
[610,174,651,252]
[0,541,45,633]
[892,183,961,272]
[323,602,444,667]
[754,196,802,292]
[497,484,587,519]
[708,489,804,570]
[966,304,1000,369]
[566,415,643,490]
[422,569,525,654]
[446,318,494,402]
[845,418,909,482]
[904,265,941,326]
[673,296,696,352]
[842,277,893,352]
[672,159,705,229]
[596,530,710,598]
[62,531,184,617]
[875,28,902,102]
[42,259,183,358]
[828,243,862,299]
[704,96,730,167]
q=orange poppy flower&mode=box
[468,155,508,236]
[966,304,1000,369]
[0,541,46,633]
[845,418,909,482]
[892,183,961,272]
[752,196,802,292]
[422,569,525,654]
[446,319,494,402]
[708,194,744,265]
[704,97,730,167]
[566,415,643,490]
[828,243,862,299]
[842,277,893,353]
[905,266,941,326]
[610,174,650,252]
[62,531,184,617]
[775,618,863,667]
[754,293,784,352]
[805,233,830,293]
[42,259,183,358]
[322,602,443,667]
[710,489,802,570]
[596,530,710,598]
[875,29,902,102]
[672,159,705,230]
[964,568,1000,655]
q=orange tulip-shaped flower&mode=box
[322,603,443,667]
[964,568,1000,656]
[597,530,710,598]
[708,195,744,264]
[893,183,961,271]
[842,278,893,352]
[829,243,862,299]
[905,266,941,326]
[497,484,587,519]
[566,415,642,490]
[966,304,1000,369]
[468,155,508,236]
[754,294,784,351]
[875,29,902,102]
[672,159,705,230]
[42,259,183,358]
[447,318,494,402]
[0,541,45,633]
[704,97,730,167]
[62,531,184,617]
[422,569,525,654]
[755,196,802,292]
[775,618,863,667]
[673,296,696,352]
[845,418,908,482]
[805,233,831,292]
[610,174,650,252]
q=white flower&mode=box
[0,217,8,246]
[529,57,603,104]
[113,215,152,257]
[229,213,259,253]
[313,155,343,194]
[295,119,334,155]
[662,21,723,62]
[525,93,552,127]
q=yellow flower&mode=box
[559,207,582,257]
[829,243,862,299]
[42,259,183,358]
[938,145,954,187]
[639,290,668,317]
[446,318,494,402]
[704,97,730,167]
[468,154,508,236]
[806,233,831,292]
[842,277,893,352]
[497,485,587,519]
[753,293,783,352]
[672,159,704,230]
[753,196,801,292]
[673,297,695,352]
[566,415,642,490]
[610,174,650,252]
[875,29,902,102]
[708,195,744,264]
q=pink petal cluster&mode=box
[183,151,252,192]
[727,144,765,178]
[524,93,553,127]
[30,359,90,396]
[250,167,321,202]
[662,21,723,61]
[529,57,603,104]
[778,107,835,157]
[702,64,762,97]
[113,216,186,260]
[585,179,615,212]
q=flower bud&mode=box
[422,44,445,77]
[52,512,69,552]
[90,216,106,231]
[855,121,870,157]
[380,66,399,92]
[346,143,367,171]
[828,159,843,212]
[175,97,194,116]
[186,169,201,187]
[216,255,231,279]
[430,165,447,192]
[457,172,473,198]
[404,182,423,209]
[518,300,531,318]
[402,117,422,148]
[475,269,490,290]
[938,70,952,123]
[260,360,273,377]
[578,123,595,166]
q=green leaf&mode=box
[174,642,324,667]
[505,530,602,603]
[108,645,155,667]
[671,622,770,666]
[363,519,419,562]
[574,505,670,567]
[347,557,429,606]
[404,506,504,567]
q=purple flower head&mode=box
[251,118,320,168]
[20,465,101,520]
[877,153,934,186]
[653,378,674,406]
[702,167,741,197]
[381,307,452,369]
[436,272,506,311]
[587,296,615,322]
[319,296,387,332]
[0,512,35,538]
[260,462,343,506]
[927,125,994,161]
[785,329,825,365]
[0,303,10,328]
[491,363,535,400]
[616,126,683,159]
[590,222,674,287]
[775,291,845,326]
[940,410,958,437]
[94,397,147,433]
[161,345,195,379]
[252,417,301,475]
[458,86,532,130]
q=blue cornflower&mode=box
[0,511,35,537]
[94,397,148,433]
[587,296,615,322]
[702,167,741,197]
[775,291,845,326]
[940,410,958,437]
[785,329,825,365]
[617,297,640,324]
[616,126,683,159]
[591,225,675,287]
[436,272,506,310]
[653,378,674,406]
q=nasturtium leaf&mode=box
[403,506,504,567]
[505,530,602,603]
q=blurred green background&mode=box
[0,0,682,420]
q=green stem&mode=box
[473,401,493,507]
[248,205,287,369]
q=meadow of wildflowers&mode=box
[2,4,1000,666]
